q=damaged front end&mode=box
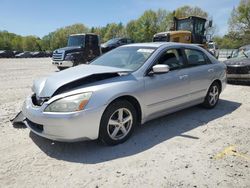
[12,64,130,127]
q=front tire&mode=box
[202,82,220,108]
[99,100,137,145]
[57,67,66,71]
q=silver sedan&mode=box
[22,42,227,145]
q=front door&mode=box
[143,48,190,119]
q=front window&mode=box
[67,35,85,47]
[177,20,193,32]
[156,49,184,70]
[91,47,156,71]
[232,48,250,59]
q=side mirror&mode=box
[209,20,213,27]
[149,64,170,75]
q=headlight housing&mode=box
[44,92,92,112]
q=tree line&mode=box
[214,0,250,49]
[0,1,250,51]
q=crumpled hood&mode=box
[33,65,130,97]
[224,58,250,66]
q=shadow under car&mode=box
[28,99,241,164]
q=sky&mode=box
[0,0,240,38]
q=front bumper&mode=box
[226,65,250,81]
[22,96,106,142]
[52,60,73,68]
[227,74,250,81]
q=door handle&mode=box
[179,75,188,80]
[208,68,214,73]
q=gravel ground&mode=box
[0,58,249,188]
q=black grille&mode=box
[227,66,250,74]
[31,94,49,106]
[26,119,43,133]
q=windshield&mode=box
[91,46,156,71]
[232,49,250,59]
[177,20,193,31]
[67,35,85,47]
[104,38,120,45]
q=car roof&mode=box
[70,33,97,36]
[123,42,203,49]
[239,44,250,50]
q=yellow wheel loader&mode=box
[153,16,212,46]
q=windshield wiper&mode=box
[243,51,249,58]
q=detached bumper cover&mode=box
[22,96,106,142]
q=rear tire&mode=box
[202,82,220,109]
[99,100,137,145]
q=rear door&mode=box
[182,48,215,101]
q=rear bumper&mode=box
[52,60,73,68]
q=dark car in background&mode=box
[224,45,250,83]
[30,51,46,58]
[101,37,134,53]
[44,51,53,57]
[13,51,22,56]
[15,51,33,58]
[0,50,14,58]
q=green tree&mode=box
[126,20,139,41]
[22,36,41,51]
[135,10,159,42]
[214,0,250,49]
[50,24,89,50]
[156,9,174,32]
[0,31,14,50]
[40,33,54,51]
[175,6,208,18]
[103,23,125,42]
[229,0,250,33]
[11,36,23,51]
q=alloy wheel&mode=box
[107,108,133,140]
[208,85,219,106]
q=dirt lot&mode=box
[0,58,249,188]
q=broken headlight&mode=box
[44,92,92,112]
